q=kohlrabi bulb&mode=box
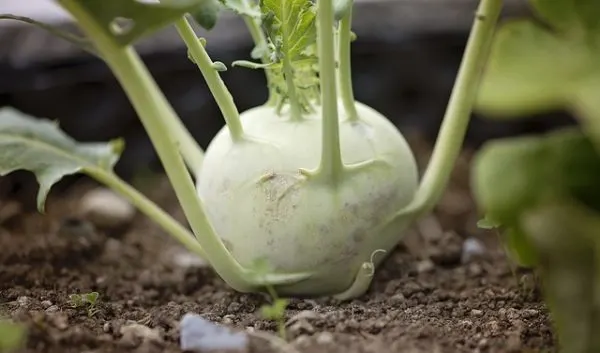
[196,100,418,296]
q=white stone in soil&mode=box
[179,313,248,353]
[461,237,486,263]
[80,188,135,228]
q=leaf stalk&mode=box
[403,0,503,216]
[174,17,246,142]
[315,0,344,183]
[337,3,359,121]
[59,0,252,291]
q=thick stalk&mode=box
[89,169,207,259]
[175,18,245,142]
[242,15,277,106]
[315,0,344,183]
[404,0,503,216]
[338,5,359,121]
[283,58,303,121]
[60,0,251,291]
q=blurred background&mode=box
[0,0,574,198]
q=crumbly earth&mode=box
[0,134,555,353]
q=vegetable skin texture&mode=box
[196,100,418,296]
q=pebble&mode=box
[461,237,486,263]
[315,332,334,345]
[179,313,249,353]
[17,296,29,307]
[416,259,435,273]
[470,309,483,317]
[45,305,59,313]
[170,250,207,268]
[120,323,162,347]
[80,188,135,228]
[40,300,53,309]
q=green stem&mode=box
[89,169,207,259]
[174,17,245,142]
[316,0,344,183]
[283,57,302,121]
[338,5,359,122]
[242,15,277,106]
[60,0,251,291]
[404,0,502,216]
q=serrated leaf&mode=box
[56,0,214,46]
[0,107,123,212]
[190,0,222,29]
[219,0,261,17]
[260,0,317,62]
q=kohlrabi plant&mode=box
[0,0,502,299]
[471,0,600,352]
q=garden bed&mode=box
[0,133,554,353]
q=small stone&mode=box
[171,250,207,268]
[461,237,486,263]
[103,322,111,333]
[521,309,539,318]
[45,305,59,313]
[470,309,483,317]
[179,313,248,353]
[120,323,162,348]
[17,296,29,307]
[48,313,68,330]
[40,300,53,309]
[315,332,334,345]
[80,188,135,228]
[390,293,406,304]
[416,259,435,273]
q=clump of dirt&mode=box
[0,135,555,353]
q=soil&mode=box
[0,133,556,353]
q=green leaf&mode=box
[56,0,215,46]
[84,292,100,305]
[219,0,261,17]
[0,107,123,212]
[259,0,317,62]
[476,20,593,117]
[503,226,539,268]
[190,0,223,30]
[471,127,600,226]
[0,320,26,352]
[520,200,600,353]
[531,0,600,34]
[260,298,289,320]
[477,215,501,229]
[475,1,600,146]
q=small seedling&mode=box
[252,259,289,339]
[69,292,100,317]
[0,0,502,300]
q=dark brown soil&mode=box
[0,134,555,353]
